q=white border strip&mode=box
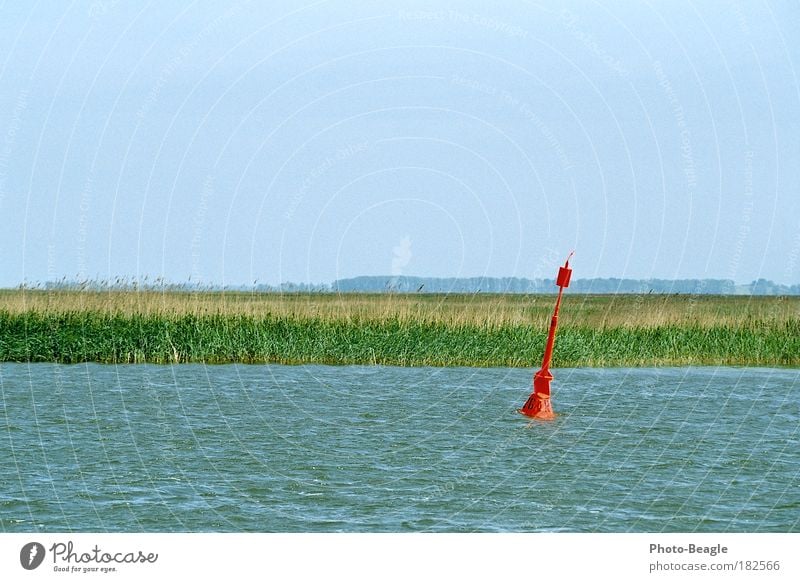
[1,533,797,581]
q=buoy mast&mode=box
[519,252,573,420]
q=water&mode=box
[0,363,797,532]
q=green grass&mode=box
[1,293,798,367]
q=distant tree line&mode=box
[328,276,800,295]
[16,276,800,295]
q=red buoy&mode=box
[519,252,573,420]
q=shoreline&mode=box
[1,310,797,368]
[2,291,798,368]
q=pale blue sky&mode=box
[1,1,798,286]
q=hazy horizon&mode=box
[7,272,796,293]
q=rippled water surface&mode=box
[1,364,798,532]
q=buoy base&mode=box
[519,368,556,420]
[518,393,556,420]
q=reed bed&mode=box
[0,290,798,367]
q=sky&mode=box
[0,0,798,287]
